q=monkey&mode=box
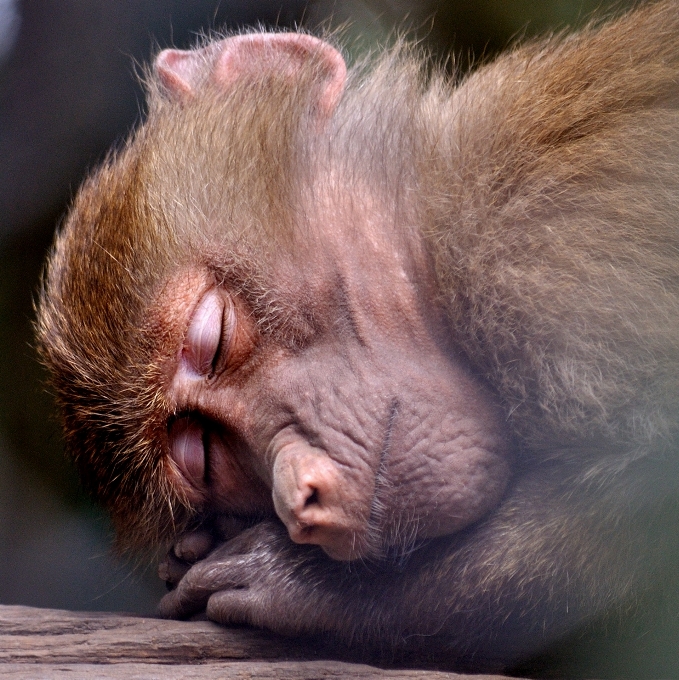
[35,0,679,672]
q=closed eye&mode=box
[183,289,226,376]
[210,297,237,378]
[181,286,249,380]
[168,415,206,489]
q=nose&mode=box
[271,439,369,560]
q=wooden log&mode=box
[0,660,508,680]
[0,604,511,680]
[0,604,311,664]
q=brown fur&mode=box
[37,0,679,667]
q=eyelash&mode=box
[207,305,226,380]
[209,298,237,380]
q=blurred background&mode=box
[4,0,677,677]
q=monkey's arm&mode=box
[158,467,658,667]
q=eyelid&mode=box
[211,299,237,377]
[184,289,224,376]
[169,416,206,489]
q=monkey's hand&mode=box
[158,528,215,587]
[158,517,557,659]
[157,520,359,637]
[158,516,258,589]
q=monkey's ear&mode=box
[154,34,347,117]
[153,48,204,99]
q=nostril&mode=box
[304,487,319,508]
[273,440,363,553]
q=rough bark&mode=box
[0,605,510,679]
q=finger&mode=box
[157,579,209,619]
[158,550,191,587]
[173,528,215,563]
[157,560,248,619]
[206,588,257,627]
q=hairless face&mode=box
[159,187,510,559]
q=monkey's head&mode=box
[37,33,510,560]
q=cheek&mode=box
[207,435,274,514]
[383,387,512,538]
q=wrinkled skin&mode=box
[147,78,513,659]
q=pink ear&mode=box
[154,48,210,99]
[154,34,347,116]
